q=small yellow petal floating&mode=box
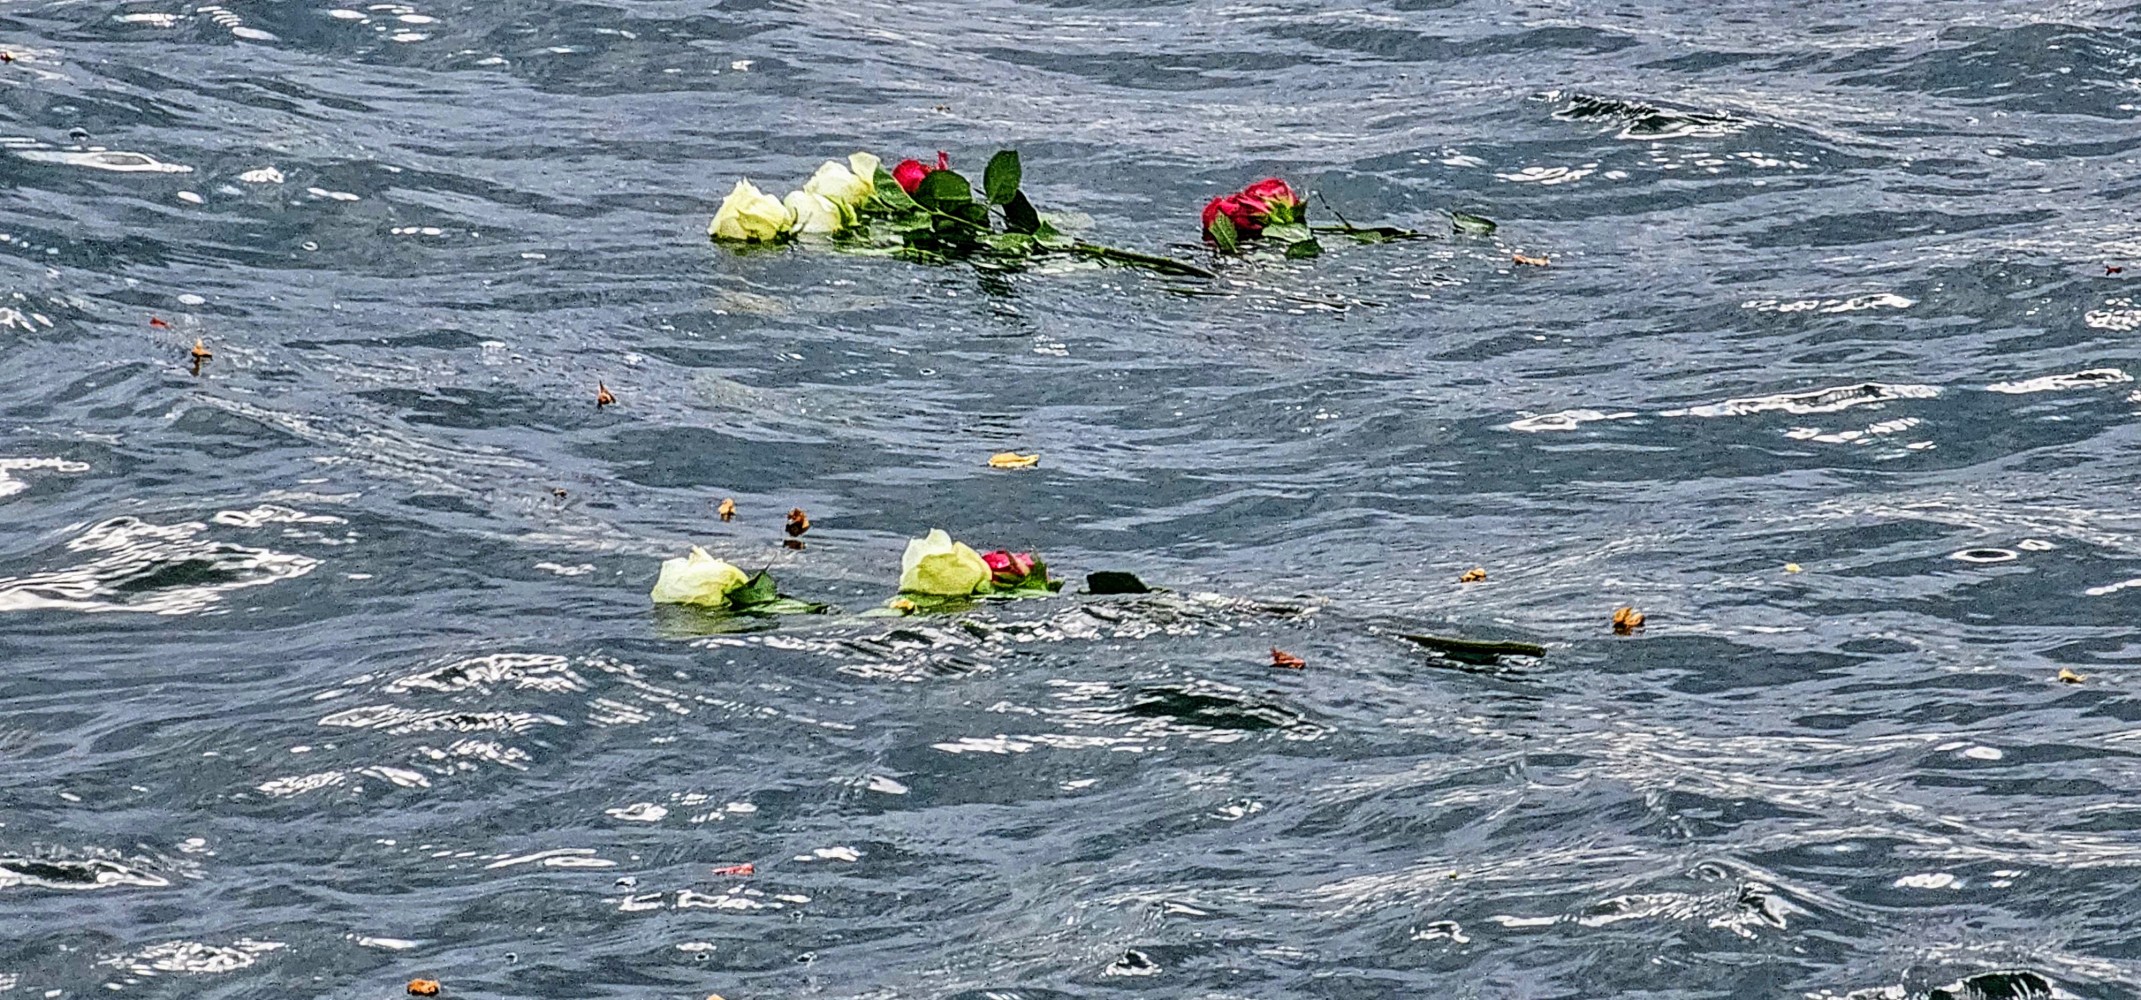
[1784,563,1803,574]
[2057,667,2087,684]
[988,452,1039,469]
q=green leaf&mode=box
[1450,211,1497,236]
[1003,191,1041,234]
[986,231,1037,254]
[944,199,992,234]
[1262,222,1311,245]
[1208,212,1239,254]
[743,596,826,616]
[983,150,1022,205]
[729,570,779,609]
[915,169,973,211]
[1284,238,1322,259]
[872,168,918,212]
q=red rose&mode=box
[892,151,953,195]
[1237,177,1301,225]
[1202,194,1261,236]
[982,549,1037,583]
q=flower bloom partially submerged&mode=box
[710,179,793,242]
[1202,194,1260,237]
[651,546,750,607]
[802,153,881,209]
[1237,177,1302,224]
[783,189,850,234]
[1203,176,1306,240]
[892,151,952,194]
[898,529,992,596]
[982,549,1036,584]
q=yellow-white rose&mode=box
[898,529,993,596]
[848,152,883,188]
[783,190,849,235]
[803,158,876,209]
[709,179,793,242]
[650,546,750,607]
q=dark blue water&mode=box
[5,1,2140,997]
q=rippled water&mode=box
[5,1,2141,997]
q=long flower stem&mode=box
[1060,242,1216,279]
[886,199,1217,280]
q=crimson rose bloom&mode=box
[1202,194,1261,236]
[982,549,1037,583]
[893,151,953,194]
[1237,177,1301,224]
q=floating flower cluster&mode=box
[712,148,1219,277]
[708,150,1500,279]
[651,530,1057,616]
[709,152,882,242]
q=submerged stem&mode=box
[1060,241,1217,279]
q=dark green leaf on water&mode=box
[743,596,826,616]
[1449,211,1497,236]
[986,232,1036,254]
[1284,238,1322,260]
[729,570,780,609]
[873,168,919,211]
[946,200,992,232]
[915,169,973,211]
[1003,191,1042,234]
[1400,631,1546,663]
[728,572,824,615]
[1262,223,1311,245]
[1208,213,1239,254]
[983,150,1022,205]
[1086,571,1152,595]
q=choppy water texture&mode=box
[4,0,2141,997]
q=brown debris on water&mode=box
[1611,606,1645,634]
[596,381,616,407]
[1459,567,1486,583]
[718,497,736,522]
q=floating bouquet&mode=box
[711,149,1215,278]
[649,529,1060,619]
[710,150,1498,279]
[1200,176,1497,258]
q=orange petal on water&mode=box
[988,452,1039,469]
[1512,253,1550,267]
[1459,567,1486,583]
[1611,606,1646,634]
[711,863,754,876]
[407,980,441,997]
[718,497,736,522]
[785,507,810,537]
[596,382,616,407]
[1270,647,1306,669]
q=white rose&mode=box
[783,190,848,235]
[709,178,793,242]
[802,159,876,209]
[898,529,993,596]
[650,546,750,607]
